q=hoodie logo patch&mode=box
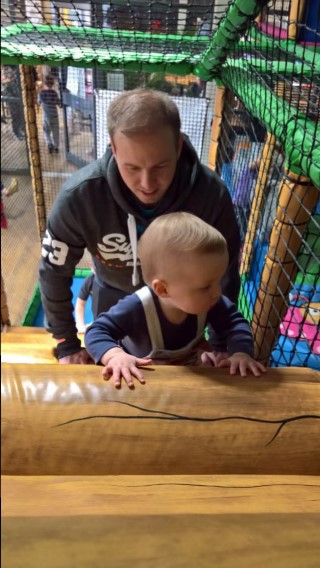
[42,230,69,266]
[97,233,137,266]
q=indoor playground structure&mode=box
[1,2,320,565]
[1,0,319,370]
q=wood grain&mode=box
[3,475,320,516]
[2,475,320,568]
[2,363,319,475]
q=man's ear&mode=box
[177,133,184,159]
[110,140,116,156]
[151,278,169,298]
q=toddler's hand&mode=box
[200,350,229,367]
[218,352,266,377]
[101,349,152,389]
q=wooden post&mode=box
[208,85,226,171]
[288,0,306,40]
[240,132,276,275]
[1,273,11,329]
[19,65,46,241]
[252,171,319,364]
[41,1,53,24]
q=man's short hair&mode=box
[138,212,228,284]
[107,88,181,143]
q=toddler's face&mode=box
[166,251,228,315]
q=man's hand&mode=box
[101,348,152,389]
[200,350,229,367]
[58,348,93,365]
[218,352,266,377]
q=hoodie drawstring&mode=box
[127,214,140,286]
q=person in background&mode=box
[85,212,265,388]
[1,178,19,229]
[1,66,25,141]
[75,270,94,334]
[197,16,211,37]
[38,73,61,154]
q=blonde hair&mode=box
[107,88,181,143]
[139,212,228,285]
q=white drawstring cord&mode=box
[127,214,140,286]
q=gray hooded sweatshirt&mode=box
[39,137,241,357]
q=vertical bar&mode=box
[240,132,276,275]
[208,85,226,171]
[41,1,53,24]
[288,0,306,40]
[177,0,188,33]
[19,64,47,241]
[252,171,319,364]
[1,273,11,329]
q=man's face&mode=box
[111,127,183,205]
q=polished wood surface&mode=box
[1,326,57,364]
[2,364,319,475]
[1,326,85,364]
[2,475,320,567]
[3,474,320,516]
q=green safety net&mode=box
[192,0,320,186]
[1,0,224,74]
[196,25,320,80]
[245,28,320,65]
[220,65,320,187]
[1,23,210,75]
[220,58,317,80]
[194,0,270,78]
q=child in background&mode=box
[38,74,60,154]
[85,212,265,388]
[1,178,18,229]
[75,271,94,333]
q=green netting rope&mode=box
[221,65,320,188]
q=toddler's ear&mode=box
[151,279,169,298]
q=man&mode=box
[1,66,25,141]
[39,88,241,364]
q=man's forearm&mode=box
[55,336,82,359]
